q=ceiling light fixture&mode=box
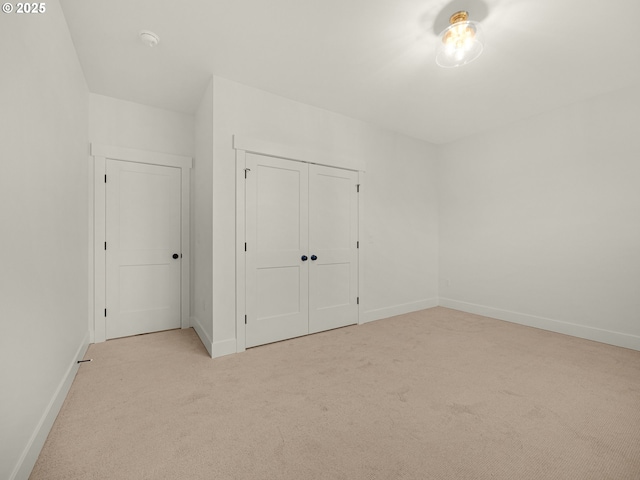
[139,30,160,48]
[436,11,484,68]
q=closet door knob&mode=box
[301,255,308,261]
[172,253,179,259]
[310,255,317,261]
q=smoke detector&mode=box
[139,30,160,47]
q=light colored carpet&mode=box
[30,307,640,479]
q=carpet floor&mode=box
[30,307,640,479]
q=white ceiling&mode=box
[60,0,640,144]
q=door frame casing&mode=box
[89,144,193,343]
[234,135,364,353]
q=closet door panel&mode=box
[245,154,309,348]
[308,164,358,334]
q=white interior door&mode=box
[245,154,309,348]
[308,164,359,333]
[106,159,181,339]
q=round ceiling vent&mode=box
[139,30,160,47]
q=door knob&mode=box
[310,255,317,261]
[301,255,308,261]
[172,253,179,259]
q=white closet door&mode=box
[245,154,310,348]
[105,160,182,339]
[308,164,358,334]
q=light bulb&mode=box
[435,11,484,68]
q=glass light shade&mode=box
[436,19,484,68]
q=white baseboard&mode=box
[361,298,439,325]
[191,316,237,359]
[11,332,90,480]
[211,338,237,358]
[439,298,640,351]
[191,316,213,358]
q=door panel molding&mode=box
[89,144,192,343]
[233,135,364,172]
[91,144,192,169]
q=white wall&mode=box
[192,79,214,354]
[204,76,439,356]
[438,84,640,350]
[0,2,90,478]
[361,132,439,321]
[89,93,194,156]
